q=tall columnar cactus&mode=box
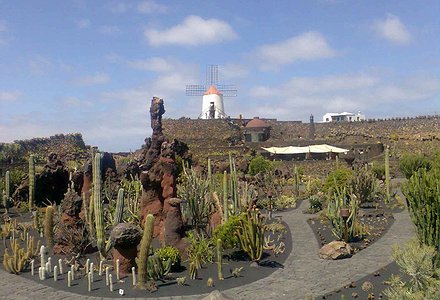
[236,208,266,262]
[29,155,35,212]
[114,188,125,225]
[136,214,155,288]
[384,146,390,203]
[229,153,239,214]
[293,165,300,197]
[222,171,228,223]
[207,158,213,190]
[44,206,55,250]
[4,170,10,211]
[216,238,224,280]
[93,153,105,259]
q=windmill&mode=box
[186,65,237,119]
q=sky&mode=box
[0,0,439,152]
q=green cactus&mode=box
[104,188,125,253]
[293,165,300,197]
[93,153,105,259]
[146,253,171,280]
[136,214,155,287]
[236,209,266,262]
[44,206,55,250]
[229,153,239,215]
[223,171,228,222]
[216,238,224,280]
[29,155,35,212]
[385,146,390,203]
[207,158,213,190]
[3,239,30,274]
[4,170,10,212]
[402,168,440,265]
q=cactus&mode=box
[216,239,224,280]
[67,270,72,287]
[207,158,213,189]
[236,208,266,262]
[114,188,125,225]
[230,153,239,214]
[44,206,55,250]
[54,265,58,281]
[29,155,35,212]
[93,153,106,259]
[2,239,30,274]
[293,165,300,197]
[146,254,172,280]
[40,245,46,269]
[222,171,228,223]
[3,170,10,212]
[136,214,155,287]
[132,267,136,286]
[207,277,214,287]
[384,146,390,203]
[402,168,440,265]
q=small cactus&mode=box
[44,206,55,250]
[217,239,224,280]
[207,277,214,287]
[136,214,155,288]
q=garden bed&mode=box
[0,212,292,298]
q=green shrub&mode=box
[248,155,272,176]
[186,231,214,270]
[402,167,440,265]
[384,238,440,299]
[323,168,353,195]
[154,246,181,268]
[304,176,322,197]
[350,166,383,204]
[211,214,242,249]
[371,163,385,180]
[308,194,323,213]
[399,154,431,179]
[275,195,296,209]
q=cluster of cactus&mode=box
[326,187,361,242]
[384,146,391,203]
[146,254,172,280]
[136,214,155,287]
[44,206,55,250]
[236,208,266,262]
[3,239,33,274]
[402,167,440,265]
[28,154,35,212]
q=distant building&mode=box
[322,111,366,123]
[244,117,270,142]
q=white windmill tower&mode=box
[186,65,237,119]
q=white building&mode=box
[322,111,366,123]
[200,85,226,119]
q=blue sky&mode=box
[0,0,439,151]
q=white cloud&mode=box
[144,15,238,46]
[255,31,337,70]
[373,14,411,45]
[77,19,90,29]
[72,73,110,86]
[0,90,22,102]
[246,73,439,120]
[98,25,121,35]
[137,0,167,14]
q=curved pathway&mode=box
[0,199,415,300]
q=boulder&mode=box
[201,290,233,300]
[111,223,142,274]
[319,241,352,260]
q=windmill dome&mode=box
[246,117,269,128]
[204,85,223,95]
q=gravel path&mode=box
[0,198,415,300]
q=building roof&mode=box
[204,85,223,95]
[245,117,269,128]
[262,144,349,154]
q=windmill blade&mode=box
[186,84,206,96]
[217,84,237,97]
[206,65,218,86]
